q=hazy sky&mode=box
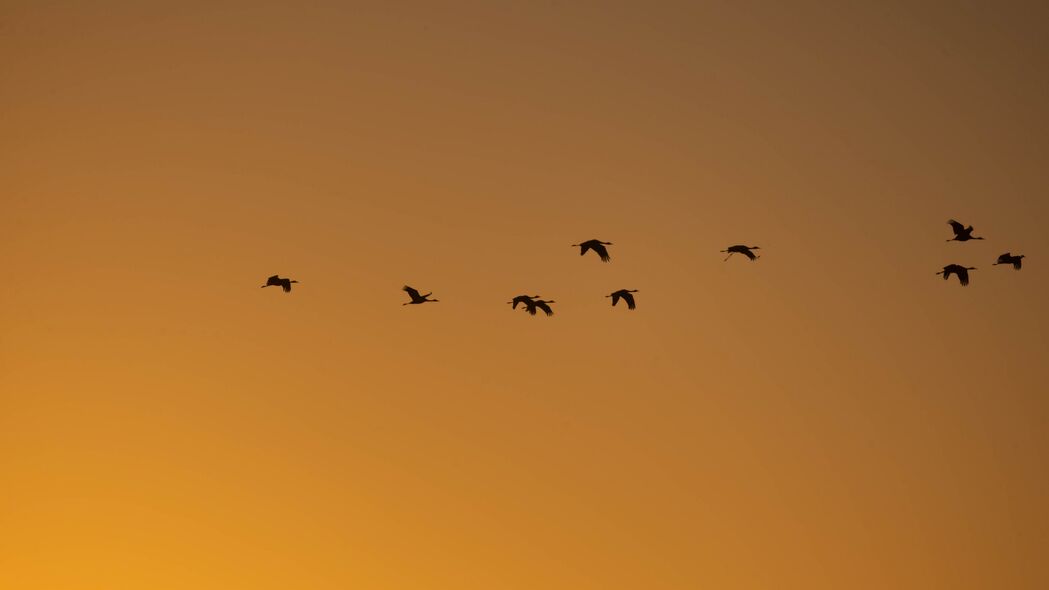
[3,1,1048,588]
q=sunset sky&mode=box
[3,1,1048,588]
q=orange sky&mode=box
[2,1,1048,588]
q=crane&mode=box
[721,245,760,261]
[936,264,977,286]
[402,285,438,305]
[606,289,638,310]
[993,253,1024,270]
[261,275,298,293]
[947,220,984,242]
[572,239,613,262]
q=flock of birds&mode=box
[260,222,1027,311]
[937,219,1026,286]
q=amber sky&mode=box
[2,1,1048,588]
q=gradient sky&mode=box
[3,1,1048,588]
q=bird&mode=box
[572,239,613,262]
[993,252,1025,270]
[721,245,760,261]
[523,298,556,316]
[508,294,541,309]
[946,219,984,242]
[261,275,298,292]
[936,264,977,286]
[402,285,438,305]
[606,289,638,310]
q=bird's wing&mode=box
[593,243,611,262]
[403,285,421,299]
[948,220,965,235]
[742,248,757,260]
[579,243,592,256]
[1013,259,1023,270]
[611,293,621,306]
[525,302,538,315]
[266,275,281,285]
[959,269,970,286]
[536,301,554,316]
[996,253,1010,263]
[281,279,292,292]
[623,292,636,309]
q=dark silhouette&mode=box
[721,245,760,261]
[572,239,613,262]
[523,298,556,316]
[993,253,1025,270]
[402,285,438,305]
[508,294,541,309]
[947,219,984,242]
[937,264,977,286]
[606,289,638,310]
[261,275,298,292]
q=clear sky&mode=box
[2,1,1048,588]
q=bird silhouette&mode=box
[508,294,541,309]
[402,285,438,305]
[936,264,977,286]
[261,274,298,292]
[606,289,638,310]
[572,239,613,262]
[523,298,556,316]
[947,220,984,242]
[993,252,1024,270]
[721,245,760,261]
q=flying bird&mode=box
[523,298,556,316]
[993,252,1025,270]
[572,239,613,262]
[606,289,638,310]
[721,245,760,261]
[261,275,298,292]
[946,219,984,242]
[508,294,541,309]
[402,285,438,305]
[936,264,977,286]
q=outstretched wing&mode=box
[592,243,611,262]
[524,301,538,315]
[579,242,592,256]
[622,291,636,310]
[536,301,554,316]
[266,275,281,286]
[948,220,965,235]
[403,285,421,299]
[1013,258,1023,270]
[611,292,621,306]
[741,248,757,260]
[958,268,970,286]
[996,253,1011,264]
[280,279,292,292]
